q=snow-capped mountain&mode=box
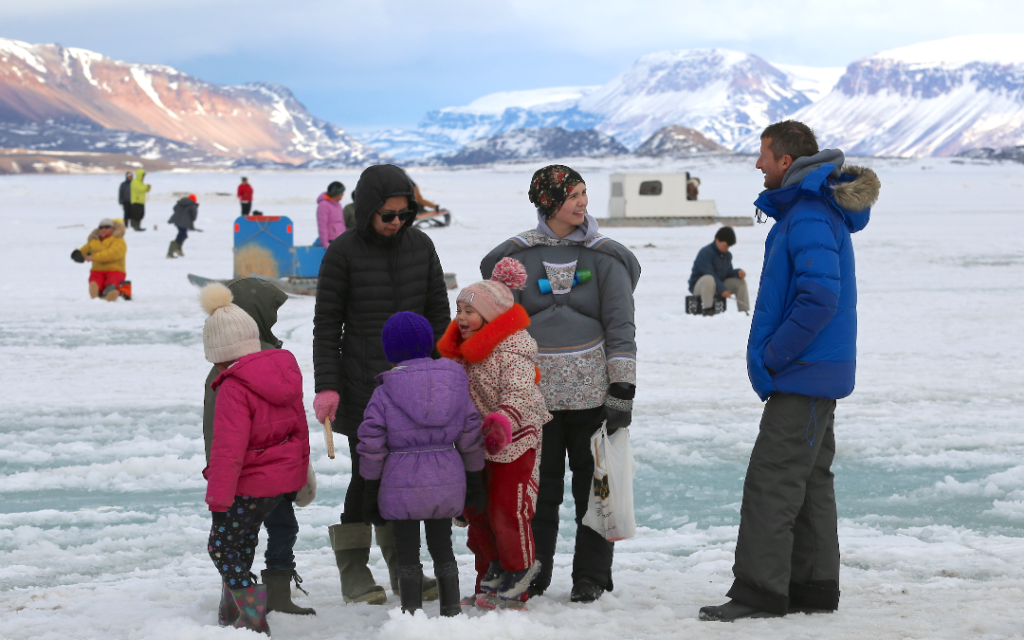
[367,49,827,157]
[434,127,627,166]
[576,49,813,149]
[0,38,383,166]
[634,125,727,157]
[759,34,1024,157]
[365,86,601,159]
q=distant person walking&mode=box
[688,226,749,314]
[167,194,198,258]
[316,181,346,247]
[238,177,253,216]
[699,120,880,622]
[118,172,133,222]
[129,169,151,231]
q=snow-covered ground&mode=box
[2,155,1024,639]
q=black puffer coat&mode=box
[313,165,451,436]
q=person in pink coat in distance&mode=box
[200,282,310,635]
[316,181,346,247]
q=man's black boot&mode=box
[699,599,783,622]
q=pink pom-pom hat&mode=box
[456,257,529,322]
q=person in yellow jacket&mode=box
[80,218,128,301]
[129,169,152,231]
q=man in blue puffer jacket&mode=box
[701,120,879,622]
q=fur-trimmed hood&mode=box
[831,165,880,214]
[438,304,532,364]
[755,162,879,234]
[88,220,126,241]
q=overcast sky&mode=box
[4,0,1023,131]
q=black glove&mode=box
[464,470,486,513]
[71,249,85,263]
[211,511,227,526]
[362,479,386,526]
[601,382,635,435]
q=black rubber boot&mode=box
[398,564,424,614]
[434,561,461,617]
[262,569,316,615]
[569,577,605,603]
[698,599,783,622]
[377,522,438,600]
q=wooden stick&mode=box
[323,417,335,460]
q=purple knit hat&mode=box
[382,311,434,364]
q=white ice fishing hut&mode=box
[603,172,749,226]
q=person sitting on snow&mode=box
[688,226,749,314]
[77,218,128,301]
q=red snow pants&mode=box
[89,270,125,289]
[463,449,538,592]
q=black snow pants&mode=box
[728,392,840,614]
[341,435,365,524]
[531,406,614,592]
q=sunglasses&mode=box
[376,209,416,223]
[98,225,113,229]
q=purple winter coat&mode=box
[316,192,345,247]
[357,357,485,520]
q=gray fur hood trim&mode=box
[833,165,880,213]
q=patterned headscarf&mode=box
[528,165,585,218]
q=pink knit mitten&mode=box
[313,390,339,424]
[482,413,512,455]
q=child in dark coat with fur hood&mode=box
[438,258,552,610]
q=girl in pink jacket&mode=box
[316,181,346,246]
[200,283,310,635]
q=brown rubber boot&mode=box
[262,569,316,615]
[89,281,100,298]
[329,523,387,604]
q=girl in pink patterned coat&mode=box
[438,257,551,610]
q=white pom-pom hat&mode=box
[457,257,528,322]
[200,283,261,364]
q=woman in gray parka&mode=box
[480,165,640,603]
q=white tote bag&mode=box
[582,422,637,541]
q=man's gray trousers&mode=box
[727,392,840,614]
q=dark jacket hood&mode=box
[227,277,288,349]
[353,164,417,239]
[755,160,879,234]
[376,357,467,427]
[213,349,301,406]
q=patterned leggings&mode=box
[208,494,283,588]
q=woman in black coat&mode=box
[312,164,451,605]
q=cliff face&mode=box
[0,38,382,166]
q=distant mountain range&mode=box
[743,34,1024,157]
[430,128,628,166]
[368,50,842,159]
[0,37,382,168]
[2,35,1023,170]
[370,35,1024,161]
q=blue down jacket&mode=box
[747,163,880,401]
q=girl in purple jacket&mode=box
[357,311,486,616]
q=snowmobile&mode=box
[188,213,456,297]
